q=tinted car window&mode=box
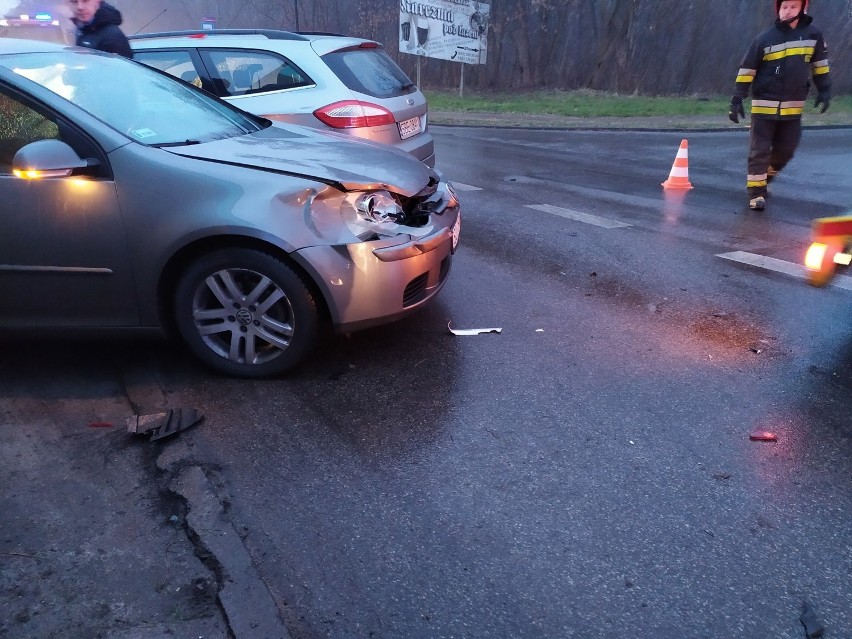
[0,89,59,172]
[322,47,414,99]
[1,50,263,146]
[199,49,313,97]
[133,49,203,88]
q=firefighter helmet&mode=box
[775,0,809,15]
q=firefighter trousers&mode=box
[747,117,801,198]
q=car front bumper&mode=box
[294,207,459,331]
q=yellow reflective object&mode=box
[804,243,828,271]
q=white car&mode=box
[130,29,435,166]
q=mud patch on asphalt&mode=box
[689,311,774,352]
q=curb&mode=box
[171,465,292,639]
[428,111,852,132]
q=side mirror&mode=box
[12,139,91,179]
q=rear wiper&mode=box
[401,82,416,91]
[151,140,202,148]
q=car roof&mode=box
[129,29,375,55]
[0,38,65,54]
[130,29,311,42]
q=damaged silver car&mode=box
[0,39,460,377]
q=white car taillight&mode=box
[313,100,395,129]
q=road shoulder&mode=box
[429,110,851,130]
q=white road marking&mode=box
[449,181,850,290]
[525,204,632,229]
[450,181,483,192]
[716,251,852,290]
[556,184,667,210]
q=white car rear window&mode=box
[322,47,415,99]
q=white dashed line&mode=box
[450,181,483,192]
[451,183,848,290]
[556,184,667,210]
[716,251,852,290]
[525,204,632,229]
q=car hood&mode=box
[168,123,434,197]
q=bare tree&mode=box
[61,0,851,94]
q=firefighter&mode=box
[728,0,831,211]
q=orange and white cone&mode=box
[661,139,693,189]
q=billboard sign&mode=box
[399,0,489,65]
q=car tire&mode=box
[174,248,318,378]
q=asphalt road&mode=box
[2,126,851,639]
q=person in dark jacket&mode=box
[68,0,132,59]
[728,0,831,211]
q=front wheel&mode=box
[174,248,318,378]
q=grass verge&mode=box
[424,89,852,127]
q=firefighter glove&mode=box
[728,96,745,123]
[814,90,831,114]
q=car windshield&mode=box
[0,49,263,145]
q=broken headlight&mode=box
[342,189,433,241]
[354,191,403,223]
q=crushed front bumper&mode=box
[294,205,460,330]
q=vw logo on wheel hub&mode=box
[235,309,253,325]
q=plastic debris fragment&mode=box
[447,321,502,336]
[749,430,777,442]
[126,408,203,442]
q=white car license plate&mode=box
[398,116,422,140]
[451,212,461,252]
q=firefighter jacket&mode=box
[734,14,830,119]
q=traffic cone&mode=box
[661,139,693,189]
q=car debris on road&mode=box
[447,321,502,335]
[749,430,778,442]
[126,408,204,441]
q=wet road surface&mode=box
[3,126,851,639]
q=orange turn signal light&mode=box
[12,168,72,180]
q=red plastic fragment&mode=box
[813,217,852,237]
[749,430,777,442]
